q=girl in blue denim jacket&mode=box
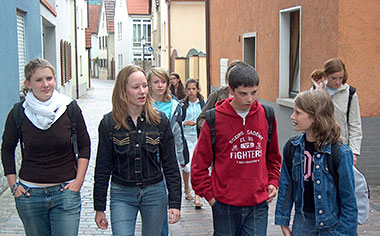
[275,89,358,236]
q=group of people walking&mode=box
[1,56,362,236]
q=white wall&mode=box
[97,0,109,80]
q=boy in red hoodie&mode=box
[191,62,282,235]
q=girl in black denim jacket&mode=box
[93,65,181,236]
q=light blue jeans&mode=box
[110,180,168,236]
[15,182,81,236]
[292,211,338,236]
[212,200,269,236]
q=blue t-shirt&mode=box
[153,100,173,120]
[326,86,339,98]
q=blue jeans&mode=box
[292,211,338,236]
[212,200,268,236]
[110,180,168,236]
[15,182,81,236]
[161,210,169,236]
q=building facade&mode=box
[206,0,380,117]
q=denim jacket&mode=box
[93,111,181,211]
[275,134,358,235]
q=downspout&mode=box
[205,0,211,95]
[87,0,91,88]
[167,0,172,72]
[74,0,80,98]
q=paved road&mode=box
[0,79,379,235]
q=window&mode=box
[16,10,26,94]
[279,6,301,99]
[80,55,83,76]
[118,22,122,40]
[133,18,151,47]
[118,54,123,71]
[243,32,256,69]
[60,40,72,85]
[80,9,83,30]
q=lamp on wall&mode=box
[141,36,146,71]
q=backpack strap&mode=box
[262,104,274,144]
[67,100,79,166]
[200,99,205,109]
[12,102,25,158]
[205,108,216,165]
[347,86,356,123]
[282,135,301,211]
[103,112,115,142]
[329,142,341,188]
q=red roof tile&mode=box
[127,0,150,15]
[89,5,100,33]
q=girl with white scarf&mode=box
[1,58,90,236]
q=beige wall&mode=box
[208,0,379,117]
[199,55,208,98]
[189,56,199,79]
[171,2,206,57]
[174,57,186,83]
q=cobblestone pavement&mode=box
[0,79,379,236]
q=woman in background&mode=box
[169,72,186,100]
[147,68,189,236]
[310,58,362,165]
[181,78,205,208]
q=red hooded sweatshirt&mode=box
[191,98,282,206]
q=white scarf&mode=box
[23,90,73,130]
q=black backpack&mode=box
[205,104,275,165]
[13,100,80,166]
[347,86,356,122]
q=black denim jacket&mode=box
[94,111,181,211]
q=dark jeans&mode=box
[212,200,268,236]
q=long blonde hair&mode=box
[112,65,159,130]
[294,89,340,151]
[146,68,172,102]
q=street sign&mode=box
[147,46,153,53]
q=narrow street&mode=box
[0,79,379,235]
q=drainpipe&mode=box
[167,0,172,72]
[74,0,79,98]
[205,0,211,95]
[87,0,91,88]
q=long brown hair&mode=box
[146,68,172,102]
[182,78,204,110]
[294,89,340,151]
[112,65,159,130]
[169,72,186,99]
[310,58,348,84]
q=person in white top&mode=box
[310,58,362,165]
